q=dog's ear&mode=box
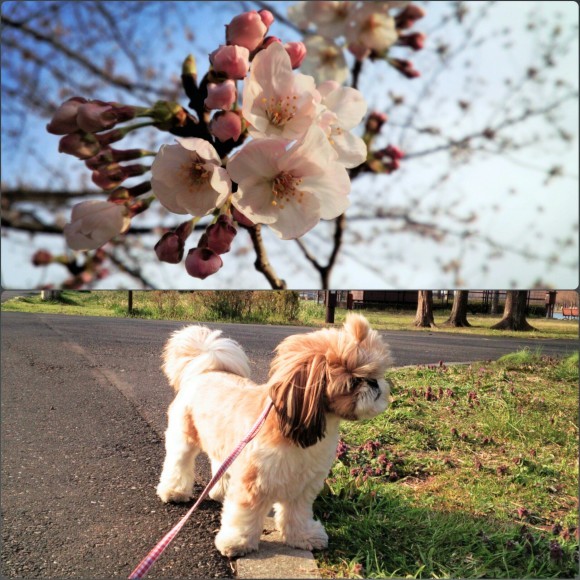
[268,343,328,448]
[343,314,370,343]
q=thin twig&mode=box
[247,225,286,289]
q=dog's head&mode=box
[268,314,392,448]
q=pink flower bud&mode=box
[284,42,307,69]
[204,80,237,110]
[262,36,282,49]
[209,45,250,80]
[154,232,184,263]
[365,112,388,134]
[32,249,53,266]
[46,97,87,135]
[397,32,426,51]
[258,9,275,28]
[232,207,254,227]
[92,163,148,191]
[205,215,237,254]
[226,11,268,52]
[348,42,372,62]
[395,4,426,29]
[385,145,405,160]
[390,58,421,79]
[76,102,119,133]
[59,132,101,159]
[85,149,115,170]
[185,247,223,279]
[210,111,242,143]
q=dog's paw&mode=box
[215,531,259,558]
[156,483,191,504]
[282,520,328,551]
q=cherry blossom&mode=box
[227,126,350,239]
[300,36,348,85]
[347,3,399,54]
[63,200,131,251]
[316,80,368,168]
[242,42,318,140]
[150,138,231,217]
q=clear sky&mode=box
[1,1,578,290]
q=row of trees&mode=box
[414,290,537,331]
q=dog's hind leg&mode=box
[156,401,200,503]
[214,467,270,557]
[208,458,229,503]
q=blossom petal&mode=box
[268,192,321,240]
[232,181,278,224]
[323,86,367,130]
[151,177,189,215]
[300,163,350,219]
[176,137,221,164]
[227,138,287,184]
[330,130,368,168]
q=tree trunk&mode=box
[414,291,436,328]
[41,290,61,301]
[491,291,535,331]
[444,290,471,327]
[490,290,500,314]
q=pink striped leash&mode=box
[128,399,274,579]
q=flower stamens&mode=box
[271,171,304,207]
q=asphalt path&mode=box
[1,312,577,578]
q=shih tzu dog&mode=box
[156,314,392,558]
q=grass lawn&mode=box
[1,291,578,340]
[314,351,579,578]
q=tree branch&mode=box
[247,225,286,289]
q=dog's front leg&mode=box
[274,484,328,551]
[215,483,271,558]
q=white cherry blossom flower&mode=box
[151,138,231,217]
[347,4,399,54]
[226,126,350,239]
[304,1,354,39]
[316,80,368,168]
[64,200,131,251]
[300,36,349,85]
[242,42,319,140]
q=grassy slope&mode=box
[315,352,579,578]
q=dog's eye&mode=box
[350,377,363,390]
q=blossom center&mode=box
[181,153,211,190]
[271,171,305,208]
[262,95,298,126]
[320,47,340,66]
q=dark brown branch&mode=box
[247,225,286,289]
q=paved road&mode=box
[1,312,577,578]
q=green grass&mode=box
[2,292,578,340]
[315,353,579,578]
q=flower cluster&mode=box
[288,1,426,83]
[147,10,369,278]
[44,2,424,285]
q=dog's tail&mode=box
[162,326,251,391]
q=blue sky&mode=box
[1,1,578,290]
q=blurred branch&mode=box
[1,14,159,96]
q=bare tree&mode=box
[414,291,436,328]
[443,290,470,327]
[491,291,535,331]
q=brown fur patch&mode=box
[183,412,200,446]
[239,463,260,509]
